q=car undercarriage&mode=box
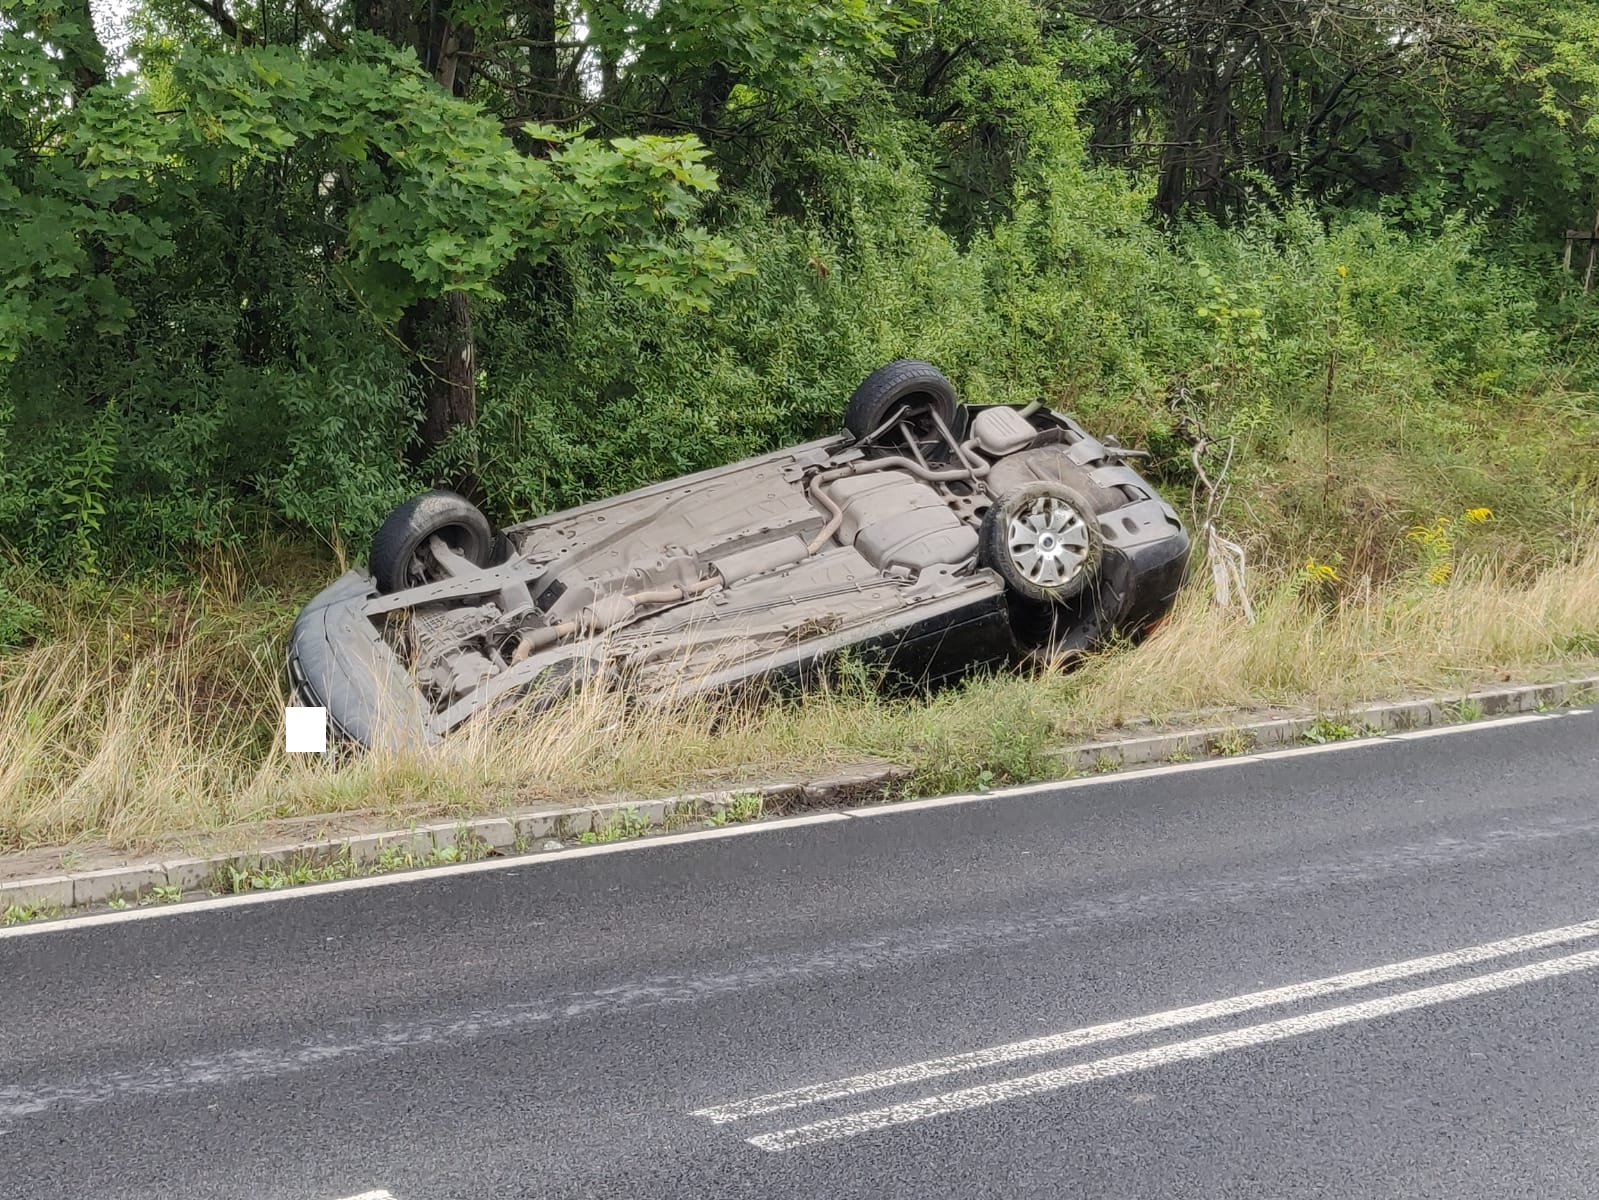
[288,361,1191,751]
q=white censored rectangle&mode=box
[284,706,328,753]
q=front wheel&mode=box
[369,490,494,593]
[979,481,1102,603]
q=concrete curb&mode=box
[5,674,1597,915]
[1047,676,1599,772]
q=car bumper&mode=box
[286,570,435,752]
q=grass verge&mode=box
[5,533,1599,858]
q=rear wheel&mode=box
[979,481,1102,603]
[370,490,494,593]
[844,360,961,448]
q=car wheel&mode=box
[844,359,961,444]
[979,481,1102,603]
[370,490,494,593]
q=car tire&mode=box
[979,481,1102,603]
[844,359,961,443]
[370,490,494,593]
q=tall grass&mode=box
[5,539,1599,854]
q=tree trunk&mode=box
[349,0,483,477]
[699,61,734,131]
[62,0,109,99]
[1155,104,1198,220]
[529,0,559,118]
[406,11,481,483]
[401,292,480,491]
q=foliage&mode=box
[1071,0,1599,230]
[0,0,1595,577]
[0,582,47,650]
[1406,507,1497,588]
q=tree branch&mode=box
[186,0,258,45]
[294,0,345,51]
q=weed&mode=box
[1449,698,1486,722]
[1092,754,1120,774]
[1208,728,1257,757]
[213,838,491,896]
[577,807,651,845]
[2,901,55,924]
[1303,715,1360,744]
[371,842,421,872]
[661,802,699,831]
[107,896,128,910]
[450,829,496,861]
[225,856,350,892]
[709,793,763,826]
[144,884,183,904]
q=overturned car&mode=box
[289,361,1191,750]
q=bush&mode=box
[0,581,45,650]
[1,139,1589,582]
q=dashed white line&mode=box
[334,1191,395,1200]
[694,915,1599,1124]
[747,944,1599,1151]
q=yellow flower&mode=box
[1464,507,1494,524]
[1336,265,1349,278]
[1302,558,1340,585]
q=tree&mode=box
[1059,0,1598,228]
[3,0,746,476]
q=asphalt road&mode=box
[5,709,1599,1199]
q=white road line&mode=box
[1386,712,1555,740]
[847,710,1572,819]
[694,915,1599,1124]
[1,707,1587,939]
[0,812,853,939]
[842,757,1253,818]
[334,1191,395,1200]
[748,944,1599,1152]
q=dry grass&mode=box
[5,535,1599,856]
